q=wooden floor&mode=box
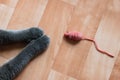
[0,0,120,80]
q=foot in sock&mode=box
[0,35,50,80]
[0,27,44,45]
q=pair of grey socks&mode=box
[0,27,50,80]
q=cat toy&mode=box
[64,31,114,58]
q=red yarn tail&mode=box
[83,38,114,58]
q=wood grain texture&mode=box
[48,69,77,80]
[7,0,48,29]
[0,0,18,7]
[110,52,120,80]
[0,0,18,29]
[0,0,120,80]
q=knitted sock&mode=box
[0,27,50,80]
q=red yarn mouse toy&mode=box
[64,31,114,58]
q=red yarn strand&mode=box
[83,38,114,58]
[64,31,114,58]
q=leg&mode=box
[0,27,44,45]
[0,35,50,80]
